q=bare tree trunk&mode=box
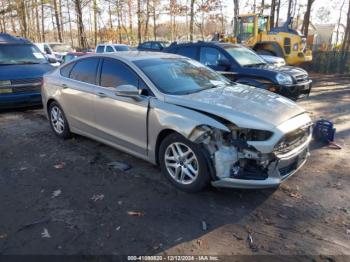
[260,0,265,13]
[153,0,157,40]
[144,0,150,40]
[302,0,314,37]
[276,0,281,27]
[189,0,195,41]
[66,0,73,46]
[116,0,122,43]
[74,0,87,48]
[53,0,63,42]
[233,0,239,34]
[59,0,64,40]
[287,0,293,18]
[16,0,28,37]
[270,0,276,28]
[128,0,133,41]
[35,0,41,41]
[108,0,113,29]
[93,0,98,46]
[335,0,345,48]
[137,0,142,44]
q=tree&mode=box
[74,0,87,48]
[189,0,195,40]
[270,0,276,28]
[53,0,63,42]
[287,0,293,18]
[233,0,239,34]
[301,0,315,37]
[137,0,142,44]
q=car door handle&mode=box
[97,92,107,98]
[61,84,68,89]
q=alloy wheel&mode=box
[164,142,199,185]
[50,105,65,134]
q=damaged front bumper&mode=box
[211,136,311,189]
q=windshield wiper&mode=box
[19,61,43,64]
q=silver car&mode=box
[42,52,312,192]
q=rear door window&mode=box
[200,47,229,67]
[151,42,161,50]
[69,58,99,85]
[141,42,152,49]
[96,45,105,53]
[176,46,198,60]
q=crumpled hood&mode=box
[164,84,306,130]
[0,63,54,80]
[244,64,308,79]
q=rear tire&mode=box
[48,102,71,139]
[159,133,211,192]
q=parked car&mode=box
[35,42,74,62]
[42,52,312,192]
[0,34,56,109]
[95,44,132,53]
[260,55,286,67]
[137,41,170,51]
[166,42,312,101]
[62,52,92,63]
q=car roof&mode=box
[85,51,183,62]
[169,41,242,49]
[0,33,32,44]
[97,43,128,46]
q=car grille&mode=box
[274,125,311,155]
[12,85,41,93]
[11,78,42,85]
[279,160,298,176]
[10,78,42,94]
[295,74,309,83]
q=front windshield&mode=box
[224,46,266,66]
[134,58,230,95]
[50,44,72,52]
[114,45,130,51]
[0,44,47,65]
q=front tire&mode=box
[48,102,71,139]
[159,133,211,192]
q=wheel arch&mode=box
[253,42,285,58]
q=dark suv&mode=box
[166,42,312,101]
[0,33,55,109]
[137,41,170,52]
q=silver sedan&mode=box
[42,52,312,192]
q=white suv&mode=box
[95,44,132,53]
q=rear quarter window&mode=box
[69,58,99,84]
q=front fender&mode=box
[147,98,230,163]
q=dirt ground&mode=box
[0,75,349,260]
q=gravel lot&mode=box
[0,75,349,259]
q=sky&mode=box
[222,0,348,25]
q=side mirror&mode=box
[218,59,231,69]
[48,57,58,64]
[115,84,140,99]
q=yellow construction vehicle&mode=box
[217,14,312,65]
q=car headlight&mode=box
[276,73,293,85]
